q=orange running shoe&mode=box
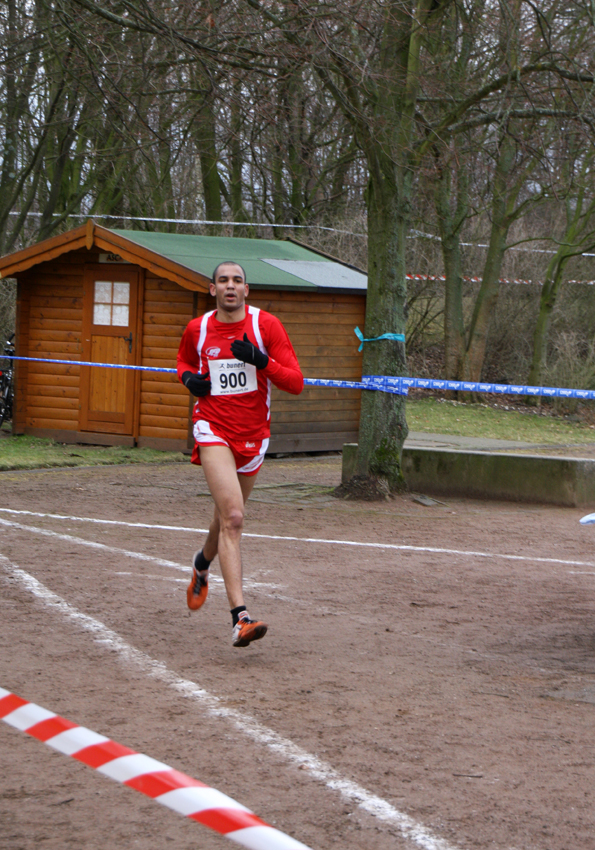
[187,553,209,610]
[232,612,268,647]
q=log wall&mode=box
[136,275,200,450]
[137,287,365,453]
[13,249,365,453]
[249,290,365,452]
[16,255,85,435]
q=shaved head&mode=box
[212,261,246,284]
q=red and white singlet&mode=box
[177,305,303,470]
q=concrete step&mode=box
[342,439,595,506]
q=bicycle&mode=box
[0,332,15,428]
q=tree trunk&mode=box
[230,77,252,237]
[354,176,408,494]
[346,0,436,495]
[528,185,595,386]
[460,131,516,382]
[193,100,223,234]
[528,252,571,386]
[434,148,468,379]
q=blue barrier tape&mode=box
[0,356,408,394]
[363,375,595,400]
[6,356,595,399]
[303,377,408,394]
[2,355,177,373]
[354,326,406,352]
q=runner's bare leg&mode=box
[202,490,255,562]
[199,444,258,609]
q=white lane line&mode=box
[0,507,591,569]
[113,572,287,595]
[0,518,285,597]
[0,556,460,850]
[0,517,187,570]
[114,572,193,583]
[0,508,210,534]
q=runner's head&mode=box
[210,262,248,316]
[212,261,247,286]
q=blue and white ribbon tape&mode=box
[5,356,595,399]
[363,375,595,400]
[1,356,407,394]
[2,355,177,373]
[303,377,407,394]
[354,327,405,352]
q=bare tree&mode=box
[528,131,595,386]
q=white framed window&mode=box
[93,281,130,326]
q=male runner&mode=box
[177,261,303,647]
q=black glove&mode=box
[182,370,211,397]
[230,333,269,369]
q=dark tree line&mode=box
[2,0,595,492]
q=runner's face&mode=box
[210,265,248,314]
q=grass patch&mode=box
[3,397,594,471]
[0,433,187,471]
[406,398,595,444]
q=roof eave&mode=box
[249,282,316,292]
[0,223,89,278]
[93,225,210,291]
[0,220,211,292]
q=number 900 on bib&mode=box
[209,358,258,397]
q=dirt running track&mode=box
[2,454,595,850]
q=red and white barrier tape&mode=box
[0,687,312,850]
[405,272,595,286]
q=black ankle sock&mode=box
[231,605,247,626]
[194,550,212,572]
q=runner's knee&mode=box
[220,507,244,534]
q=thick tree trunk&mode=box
[353,178,408,494]
[345,0,435,496]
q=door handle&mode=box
[122,332,133,353]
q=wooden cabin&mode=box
[0,221,367,453]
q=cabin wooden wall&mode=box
[137,286,365,453]
[136,275,203,450]
[13,257,201,448]
[15,252,85,438]
[248,290,365,453]
[13,252,365,454]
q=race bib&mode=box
[209,358,258,396]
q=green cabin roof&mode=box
[111,230,367,291]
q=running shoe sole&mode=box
[187,555,208,611]
[232,620,268,647]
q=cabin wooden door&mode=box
[79,267,139,434]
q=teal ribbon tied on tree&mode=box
[354,326,405,352]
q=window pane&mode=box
[112,305,129,326]
[93,303,112,325]
[94,281,112,303]
[113,282,130,304]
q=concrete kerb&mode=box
[342,442,595,506]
